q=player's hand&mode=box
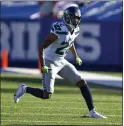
[42,65,49,73]
[75,57,82,66]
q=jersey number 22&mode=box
[55,42,69,55]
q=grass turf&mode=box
[1,73,122,126]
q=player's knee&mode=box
[43,91,52,99]
[76,79,87,88]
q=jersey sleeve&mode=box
[50,22,68,37]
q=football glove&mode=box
[76,57,82,66]
[42,65,49,73]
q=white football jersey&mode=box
[44,21,80,62]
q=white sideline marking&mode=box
[1,120,122,125]
[1,112,122,117]
[1,106,122,111]
[2,67,122,80]
[2,67,122,88]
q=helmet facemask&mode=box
[63,7,81,29]
[70,15,81,28]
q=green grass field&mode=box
[1,73,122,126]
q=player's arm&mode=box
[69,43,78,58]
[69,43,82,66]
[38,33,58,66]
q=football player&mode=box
[14,6,107,118]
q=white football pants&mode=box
[42,59,83,93]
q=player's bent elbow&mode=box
[39,43,44,52]
[38,44,44,57]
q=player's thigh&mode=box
[42,59,57,94]
[58,60,82,84]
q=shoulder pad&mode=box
[51,22,68,35]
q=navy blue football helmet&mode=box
[63,6,81,29]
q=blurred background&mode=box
[0,1,123,72]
